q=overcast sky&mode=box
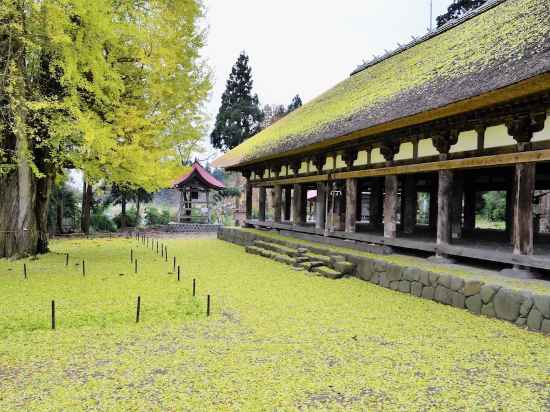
[202,0,452,155]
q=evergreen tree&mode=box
[436,0,488,27]
[287,94,303,113]
[211,52,264,151]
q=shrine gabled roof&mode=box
[213,0,550,169]
[173,161,225,190]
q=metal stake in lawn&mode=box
[135,259,138,274]
[161,243,164,257]
[206,294,211,317]
[192,278,196,297]
[23,263,27,280]
[51,300,56,330]
[177,265,180,281]
[130,249,133,263]
[165,246,168,262]
[173,256,176,272]
[82,260,86,277]
[156,240,159,254]
[65,253,69,266]
[136,296,141,323]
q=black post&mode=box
[82,260,86,277]
[161,243,163,257]
[156,241,159,254]
[192,278,196,297]
[23,263,27,280]
[173,256,176,272]
[136,296,141,323]
[65,253,69,266]
[51,300,56,330]
[165,247,168,262]
[177,266,180,281]
[130,249,133,263]
[207,294,211,317]
[135,259,138,274]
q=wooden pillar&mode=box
[463,187,476,233]
[505,113,545,256]
[258,187,266,222]
[402,175,417,235]
[245,183,253,221]
[283,187,292,221]
[384,175,399,239]
[273,185,282,223]
[369,178,383,227]
[292,184,305,226]
[513,163,535,256]
[315,182,326,231]
[451,174,464,240]
[345,178,357,233]
[437,170,453,252]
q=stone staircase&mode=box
[245,239,355,279]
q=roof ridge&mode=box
[350,0,508,76]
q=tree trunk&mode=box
[136,198,141,225]
[0,149,53,258]
[56,189,64,234]
[0,3,53,258]
[121,194,127,230]
[81,180,92,234]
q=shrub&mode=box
[91,207,116,232]
[113,207,139,228]
[481,191,506,222]
[145,207,171,225]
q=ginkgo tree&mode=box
[0,0,211,257]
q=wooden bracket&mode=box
[380,142,400,162]
[431,130,459,154]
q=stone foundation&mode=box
[218,227,550,335]
[161,223,220,233]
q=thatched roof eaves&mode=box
[214,0,550,169]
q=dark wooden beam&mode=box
[315,182,327,231]
[345,178,357,233]
[436,170,453,256]
[402,174,417,235]
[513,163,535,256]
[383,175,399,239]
[258,187,267,222]
[273,185,282,223]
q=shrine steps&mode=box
[245,239,355,280]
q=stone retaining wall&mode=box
[162,223,220,233]
[218,227,550,334]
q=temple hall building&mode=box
[213,0,550,277]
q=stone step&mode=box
[273,253,297,266]
[333,261,356,275]
[246,245,298,267]
[312,266,344,279]
[254,240,301,257]
[305,253,332,265]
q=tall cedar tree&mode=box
[436,0,488,27]
[211,53,263,151]
[287,94,303,113]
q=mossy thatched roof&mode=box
[214,0,550,169]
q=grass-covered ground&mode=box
[1,236,549,410]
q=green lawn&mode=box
[1,237,549,411]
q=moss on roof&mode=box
[215,0,550,168]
